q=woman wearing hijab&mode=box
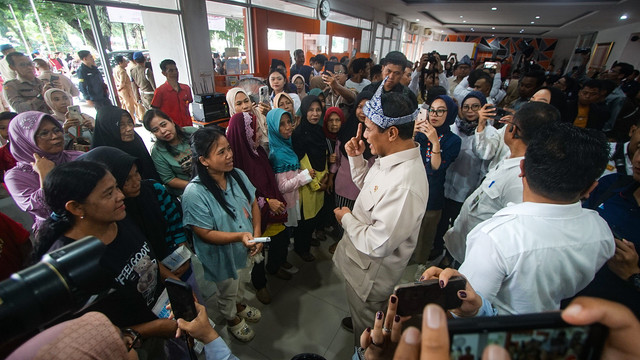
[412,95,461,266]
[91,105,160,181]
[432,91,490,265]
[4,111,84,234]
[327,92,375,254]
[274,92,300,128]
[227,112,290,304]
[291,95,328,262]
[43,88,94,149]
[291,74,308,101]
[308,88,326,112]
[226,87,269,153]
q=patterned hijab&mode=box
[267,108,299,173]
[457,91,487,136]
[8,111,82,166]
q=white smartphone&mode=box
[417,107,429,123]
[259,85,269,104]
[67,105,82,122]
[248,237,271,243]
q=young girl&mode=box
[268,69,300,114]
[181,127,262,342]
[266,108,313,272]
[274,92,300,128]
[291,96,328,262]
[226,111,290,304]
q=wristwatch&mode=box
[628,273,640,291]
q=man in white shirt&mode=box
[458,122,615,315]
[0,44,17,82]
[445,102,561,262]
[345,58,371,93]
[333,81,428,345]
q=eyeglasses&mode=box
[35,127,63,139]
[428,108,447,117]
[333,71,346,75]
[122,328,142,352]
[462,104,481,111]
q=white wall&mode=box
[619,32,640,70]
[593,21,640,69]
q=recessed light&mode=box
[535,16,540,19]
[416,19,420,21]
[530,21,535,24]
[492,34,495,36]
[463,20,467,23]
[491,7,497,11]
[620,14,628,20]
[492,27,495,29]
[460,15,464,18]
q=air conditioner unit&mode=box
[387,15,402,29]
[423,28,432,37]
[409,23,420,33]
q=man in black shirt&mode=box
[76,50,111,110]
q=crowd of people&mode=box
[0,41,639,360]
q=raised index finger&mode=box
[355,123,362,140]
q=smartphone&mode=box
[417,107,429,123]
[324,61,338,74]
[394,276,467,316]
[484,61,498,69]
[259,85,269,104]
[448,312,607,359]
[67,105,82,121]
[165,278,197,322]
[489,106,509,121]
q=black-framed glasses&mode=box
[462,104,481,111]
[122,328,142,352]
[428,108,447,117]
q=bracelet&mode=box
[431,150,441,154]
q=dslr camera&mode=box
[427,51,444,63]
[574,48,591,55]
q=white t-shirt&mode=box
[345,78,371,94]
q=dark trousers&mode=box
[265,229,290,274]
[432,198,463,258]
[294,211,317,255]
[315,192,336,232]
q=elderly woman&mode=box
[4,111,84,234]
[92,105,159,181]
[43,88,94,149]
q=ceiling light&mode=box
[620,14,628,20]
[463,20,467,23]
[416,19,420,21]
[492,27,495,29]
[460,15,464,18]
[491,7,497,11]
[492,34,495,36]
[530,21,535,24]
[535,16,540,19]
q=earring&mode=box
[81,215,85,220]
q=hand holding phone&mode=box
[394,276,467,316]
[259,85,269,104]
[165,278,197,321]
[419,267,482,318]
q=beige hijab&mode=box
[226,87,269,152]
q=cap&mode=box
[0,44,14,52]
[459,55,472,66]
[133,52,145,61]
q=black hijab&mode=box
[92,106,160,181]
[338,91,374,159]
[292,95,327,171]
[78,146,170,259]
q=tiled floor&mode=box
[191,235,423,360]
[193,237,355,360]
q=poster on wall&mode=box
[589,42,615,71]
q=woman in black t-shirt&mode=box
[37,161,179,358]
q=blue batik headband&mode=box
[363,76,419,129]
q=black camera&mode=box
[575,48,591,55]
[0,237,111,341]
[427,51,444,63]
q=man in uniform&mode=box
[2,52,49,113]
[76,50,111,109]
[0,44,17,82]
[130,51,156,116]
[113,55,137,119]
[333,78,428,345]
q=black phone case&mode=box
[394,276,467,316]
[165,278,197,322]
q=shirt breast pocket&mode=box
[359,189,376,213]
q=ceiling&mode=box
[348,0,640,38]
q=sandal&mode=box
[228,319,255,342]
[237,304,262,322]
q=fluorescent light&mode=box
[491,7,497,11]
[620,14,628,20]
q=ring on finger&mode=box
[382,327,391,333]
[370,339,382,346]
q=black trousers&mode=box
[432,198,463,258]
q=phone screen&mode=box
[259,85,269,104]
[484,61,498,69]
[448,313,607,359]
[165,279,197,322]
